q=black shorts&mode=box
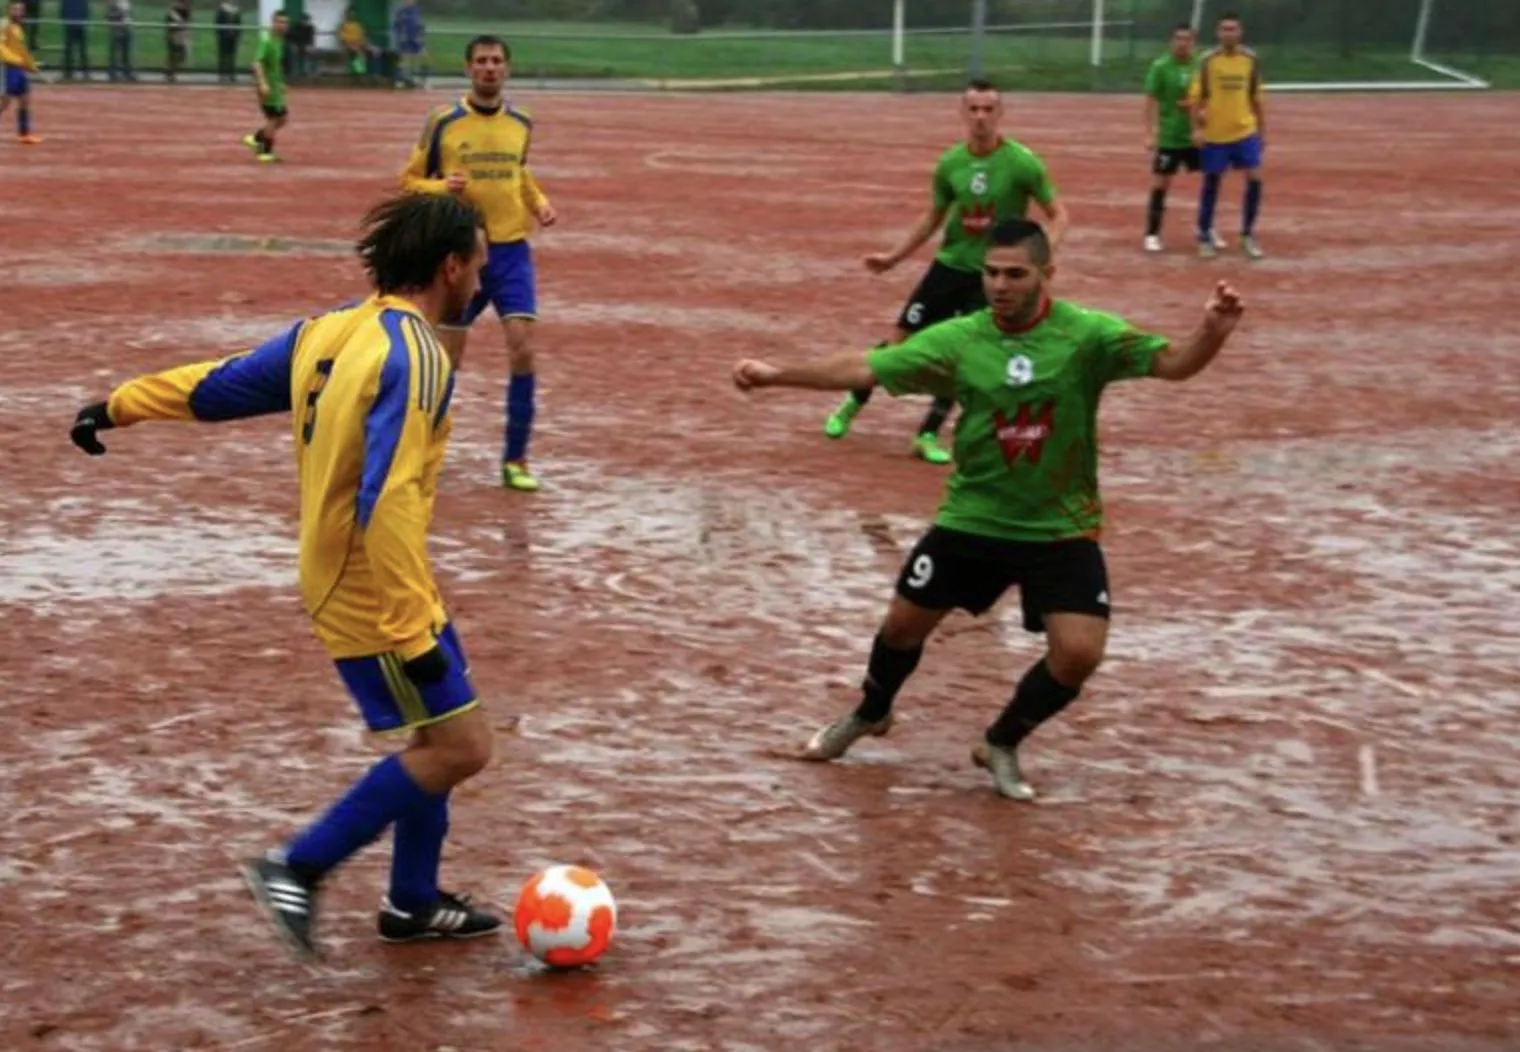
[894,526,1111,633]
[261,104,289,119]
[1152,147,1201,176]
[895,260,986,335]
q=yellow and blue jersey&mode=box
[105,295,456,665]
[400,96,550,245]
[1189,47,1262,145]
[1,16,38,72]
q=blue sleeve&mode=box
[186,322,300,421]
[356,317,413,530]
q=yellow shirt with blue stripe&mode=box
[400,97,549,245]
[1,17,38,71]
[105,295,455,663]
[1189,47,1262,145]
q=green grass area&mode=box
[25,8,1517,91]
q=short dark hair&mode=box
[966,78,998,93]
[466,34,510,62]
[271,8,287,17]
[988,218,1051,266]
[1172,21,1193,33]
[1219,11,1241,22]
[356,194,484,295]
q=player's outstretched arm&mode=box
[733,349,877,393]
[69,324,302,455]
[1151,281,1245,382]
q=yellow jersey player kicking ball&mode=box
[68,195,505,960]
[0,0,43,144]
[736,218,1245,801]
[401,35,556,492]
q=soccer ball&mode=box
[513,864,617,968]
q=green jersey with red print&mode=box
[931,139,1057,274]
[867,299,1170,542]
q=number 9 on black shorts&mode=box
[895,526,1111,633]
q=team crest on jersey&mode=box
[994,402,1055,465]
[961,202,995,236]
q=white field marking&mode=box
[1347,662,1430,700]
[145,707,223,733]
[1358,745,1381,798]
[199,1005,376,1051]
[793,850,849,884]
[1198,682,1329,700]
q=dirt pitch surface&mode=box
[1,85,1518,1052]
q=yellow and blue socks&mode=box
[284,753,440,881]
[504,372,535,463]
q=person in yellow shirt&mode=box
[401,34,557,493]
[0,0,42,144]
[336,6,374,76]
[1189,12,1266,259]
[66,194,506,962]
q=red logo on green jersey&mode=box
[994,403,1055,465]
[960,202,995,236]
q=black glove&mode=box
[402,645,450,686]
[70,402,115,456]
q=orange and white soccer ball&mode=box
[513,864,617,968]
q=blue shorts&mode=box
[3,65,29,98]
[1201,134,1262,175]
[334,623,478,733]
[457,240,537,326]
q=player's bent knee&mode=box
[420,708,494,783]
[1043,614,1108,685]
[880,595,948,649]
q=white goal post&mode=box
[1188,0,1488,91]
[886,0,1490,91]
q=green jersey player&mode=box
[734,218,1245,801]
[243,10,290,164]
[1143,22,1222,254]
[823,79,1070,466]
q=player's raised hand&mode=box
[69,402,115,456]
[863,252,897,275]
[445,172,469,194]
[1204,280,1245,333]
[733,359,780,392]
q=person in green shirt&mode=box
[824,79,1070,466]
[242,10,289,164]
[733,218,1245,801]
[1143,23,1219,253]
